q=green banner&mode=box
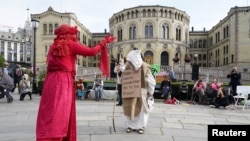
[150,64,160,77]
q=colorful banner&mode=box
[150,64,160,77]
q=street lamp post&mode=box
[194,53,198,64]
[118,46,123,60]
[192,53,199,81]
[31,19,39,94]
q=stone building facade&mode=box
[189,6,250,73]
[2,5,248,82]
[0,26,32,68]
[109,5,190,69]
[30,7,108,70]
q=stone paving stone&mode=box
[179,118,215,125]
[226,118,250,124]
[173,136,206,141]
[162,122,183,129]
[77,115,107,121]
[91,134,174,141]
[182,123,207,130]
[77,126,111,135]
[1,92,250,141]
[162,128,207,138]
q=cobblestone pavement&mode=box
[0,92,249,141]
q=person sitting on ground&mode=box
[160,75,171,102]
[179,80,189,100]
[213,87,230,108]
[92,74,103,101]
[19,74,32,101]
[76,77,85,100]
[210,77,223,97]
[204,77,223,105]
[193,77,207,104]
[206,77,229,108]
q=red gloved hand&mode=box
[104,34,116,44]
[99,34,116,47]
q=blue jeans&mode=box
[162,86,170,100]
[94,86,103,101]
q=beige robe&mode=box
[122,62,153,120]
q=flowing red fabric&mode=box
[99,44,110,77]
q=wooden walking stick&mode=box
[112,89,117,132]
[112,52,123,132]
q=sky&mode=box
[0,0,249,33]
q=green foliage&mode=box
[38,70,46,81]
[22,68,33,77]
[37,80,44,95]
[0,55,5,67]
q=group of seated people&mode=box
[192,76,230,108]
[159,75,231,108]
[159,75,189,102]
[75,74,104,101]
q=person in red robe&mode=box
[36,24,115,141]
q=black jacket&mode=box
[227,72,241,86]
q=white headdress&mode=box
[126,50,143,71]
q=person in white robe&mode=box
[122,49,156,134]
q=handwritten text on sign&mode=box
[122,70,141,98]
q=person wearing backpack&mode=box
[0,68,14,103]
[12,64,23,93]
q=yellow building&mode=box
[30,7,107,70]
[30,5,250,81]
[109,5,190,69]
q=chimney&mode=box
[192,27,194,32]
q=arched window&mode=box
[162,23,169,39]
[144,50,153,65]
[161,51,169,66]
[43,24,47,35]
[143,9,146,17]
[135,10,139,18]
[194,40,197,48]
[131,11,134,18]
[147,9,151,17]
[54,23,58,30]
[145,22,153,38]
[169,11,172,18]
[176,26,181,41]
[203,39,207,48]
[117,27,123,42]
[127,12,130,20]
[198,40,202,48]
[49,24,53,35]
[160,9,163,17]
[165,10,168,17]
[152,9,157,17]
[129,24,136,40]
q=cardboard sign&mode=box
[122,69,141,98]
